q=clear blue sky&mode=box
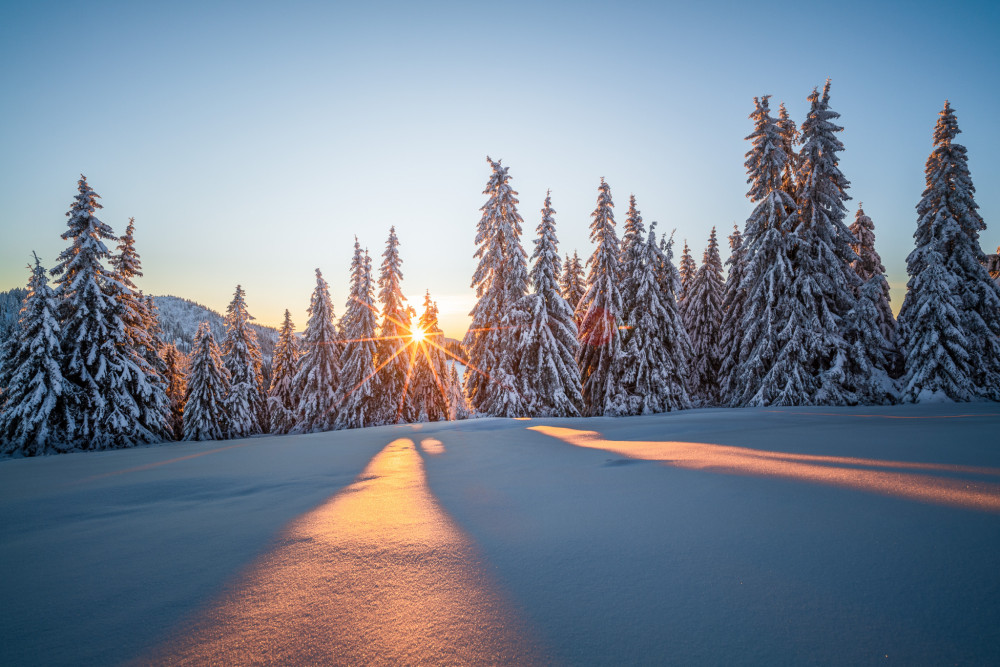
[2,0,998,338]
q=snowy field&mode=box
[2,404,999,665]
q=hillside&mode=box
[152,295,278,362]
[0,288,27,341]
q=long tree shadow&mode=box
[530,425,1000,513]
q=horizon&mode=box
[2,1,999,339]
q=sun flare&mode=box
[411,326,427,343]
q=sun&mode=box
[410,326,426,344]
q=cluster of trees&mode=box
[464,83,1000,417]
[0,182,467,455]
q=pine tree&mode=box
[411,291,451,421]
[560,250,587,323]
[677,240,698,321]
[656,232,683,304]
[446,361,470,420]
[183,322,229,441]
[611,221,692,415]
[336,242,379,430]
[464,157,529,417]
[374,226,415,424]
[618,194,646,331]
[577,178,624,416]
[718,224,746,403]
[0,255,71,455]
[686,227,726,405]
[518,191,584,417]
[898,102,1000,401]
[790,79,863,404]
[111,218,170,441]
[162,343,187,440]
[268,310,299,434]
[293,269,341,432]
[728,96,803,407]
[221,285,265,438]
[777,102,800,198]
[848,204,900,378]
[50,176,159,448]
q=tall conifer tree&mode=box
[848,205,899,378]
[293,269,341,432]
[777,102,800,198]
[183,322,229,441]
[577,178,623,416]
[268,310,299,434]
[686,227,726,404]
[162,343,187,440]
[678,241,698,311]
[464,157,529,416]
[337,243,379,429]
[518,191,583,417]
[411,291,451,421]
[222,285,265,437]
[375,226,415,424]
[898,102,1000,401]
[718,224,746,402]
[560,251,587,323]
[0,256,71,455]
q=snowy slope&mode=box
[1,404,998,665]
[0,287,27,341]
[152,295,279,362]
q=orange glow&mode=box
[410,325,427,343]
[147,439,541,663]
[419,438,446,455]
[530,426,1000,513]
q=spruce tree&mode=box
[293,269,341,432]
[898,102,1000,401]
[618,194,646,332]
[411,291,451,421]
[677,239,698,321]
[222,285,265,437]
[446,361,470,420]
[162,343,187,440]
[791,79,863,404]
[728,96,803,407]
[848,204,899,377]
[577,178,624,416]
[374,226,415,424]
[560,250,587,323]
[777,101,800,198]
[183,322,229,441]
[518,191,584,417]
[0,255,71,455]
[718,224,746,403]
[611,221,692,415]
[268,310,299,434]
[336,242,379,430]
[50,176,159,448]
[686,227,726,405]
[464,157,529,417]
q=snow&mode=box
[2,404,999,664]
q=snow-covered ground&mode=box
[2,404,999,665]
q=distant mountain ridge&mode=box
[151,295,279,362]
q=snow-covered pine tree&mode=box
[577,178,624,416]
[50,176,160,448]
[111,218,170,441]
[728,96,803,407]
[656,232,683,303]
[559,250,587,323]
[162,343,187,440]
[293,269,341,432]
[183,322,229,441]
[0,255,71,455]
[464,157,529,417]
[777,102,800,199]
[686,227,726,405]
[611,220,692,415]
[446,361,470,420]
[411,291,451,421]
[790,79,864,404]
[618,194,646,333]
[677,240,698,316]
[898,102,1000,401]
[336,242,379,430]
[718,224,746,403]
[221,285,265,438]
[374,226,415,424]
[848,204,900,378]
[518,191,584,417]
[267,310,299,434]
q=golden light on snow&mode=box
[147,438,541,663]
[530,425,1000,513]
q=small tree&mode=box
[848,204,899,379]
[162,343,187,441]
[183,322,229,441]
[411,291,451,421]
[560,251,587,323]
[677,240,698,329]
[293,269,341,432]
[268,310,299,434]
[686,227,726,405]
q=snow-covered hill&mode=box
[0,288,27,341]
[152,295,278,362]
[1,404,998,664]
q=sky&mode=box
[1,0,998,338]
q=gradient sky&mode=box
[2,0,998,338]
